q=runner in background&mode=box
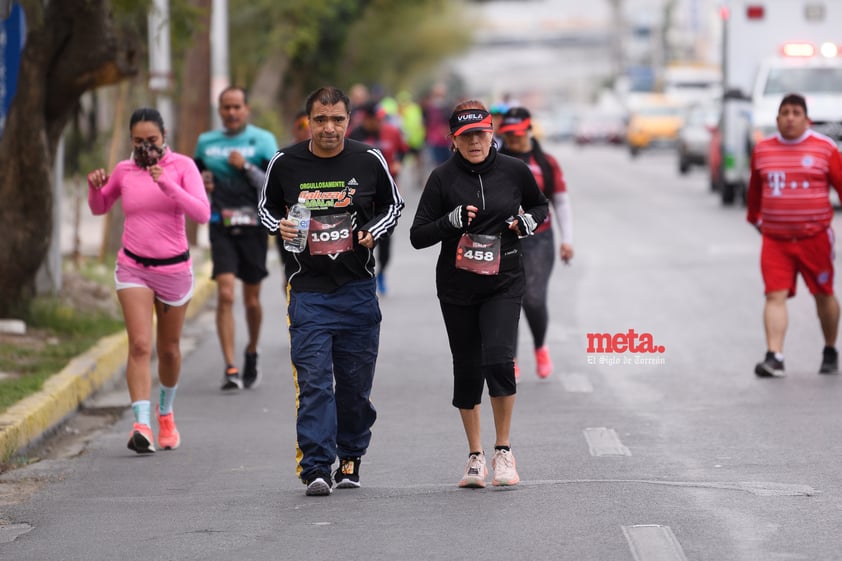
[348,101,409,296]
[421,83,453,175]
[747,93,842,377]
[347,83,371,133]
[194,86,279,391]
[489,102,510,148]
[397,90,427,190]
[499,106,574,380]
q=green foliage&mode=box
[337,0,473,93]
[226,0,470,101]
[111,0,206,56]
[0,299,123,414]
[0,255,122,414]
[228,0,371,86]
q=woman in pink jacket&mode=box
[88,107,210,454]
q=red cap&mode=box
[499,112,531,136]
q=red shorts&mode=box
[761,229,835,297]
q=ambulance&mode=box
[717,0,842,204]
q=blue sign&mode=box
[1,2,26,138]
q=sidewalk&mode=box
[0,202,215,462]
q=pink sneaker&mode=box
[156,406,181,450]
[535,346,553,379]
[491,448,520,486]
[459,452,488,488]
[127,423,155,454]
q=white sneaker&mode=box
[491,448,520,486]
[458,452,487,488]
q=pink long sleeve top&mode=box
[88,149,210,270]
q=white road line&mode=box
[583,427,631,456]
[622,525,689,561]
[560,372,593,392]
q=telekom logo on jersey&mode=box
[767,170,811,196]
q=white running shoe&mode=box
[458,452,487,488]
[491,448,520,486]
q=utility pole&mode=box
[607,0,626,80]
[210,0,229,129]
[148,0,175,140]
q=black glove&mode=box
[448,205,470,229]
[510,213,537,237]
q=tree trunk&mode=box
[0,0,139,317]
[176,0,212,247]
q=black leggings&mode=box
[440,296,520,409]
[519,229,555,349]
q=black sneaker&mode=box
[221,365,243,390]
[755,351,785,378]
[243,350,260,388]
[819,346,839,375]
[333,457,361,489]
[304,472,333,496]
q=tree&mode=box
[0,0,472,317]
[226,0,471,143]
[0,1,141,317]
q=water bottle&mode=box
[284,197,310,253]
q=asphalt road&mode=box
[2,144,841,561]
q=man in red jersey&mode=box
[747,93,842,377]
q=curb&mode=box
[0,259,215,462]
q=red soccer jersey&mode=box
[747,130,842,239]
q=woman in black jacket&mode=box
[410,100,549,489]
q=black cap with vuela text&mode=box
[449,109,494,137]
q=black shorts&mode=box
[209,224,269,284]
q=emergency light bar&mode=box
[781,42,815,57]
[820,42,839,58]
[779,41,841,58]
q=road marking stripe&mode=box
[622,525,689,561]
[583,427,631,456]
[561,373,593,392]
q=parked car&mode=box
[677,101,719,174]
[573,110,626,146]
[626,99,684,157]
[532,109,577,143]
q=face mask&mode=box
[133,141,164,168]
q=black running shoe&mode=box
[333,457,361,489]
[221,365,242,390]
[819,346,838,375]
[243,350,260,388]
[304,472,333,496]
[755,351,785,378]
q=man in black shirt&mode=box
[258,86,404,496]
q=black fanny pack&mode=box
[123,247,190,267]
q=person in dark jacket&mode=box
[410,100,549,489]
[258,86,404,496]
